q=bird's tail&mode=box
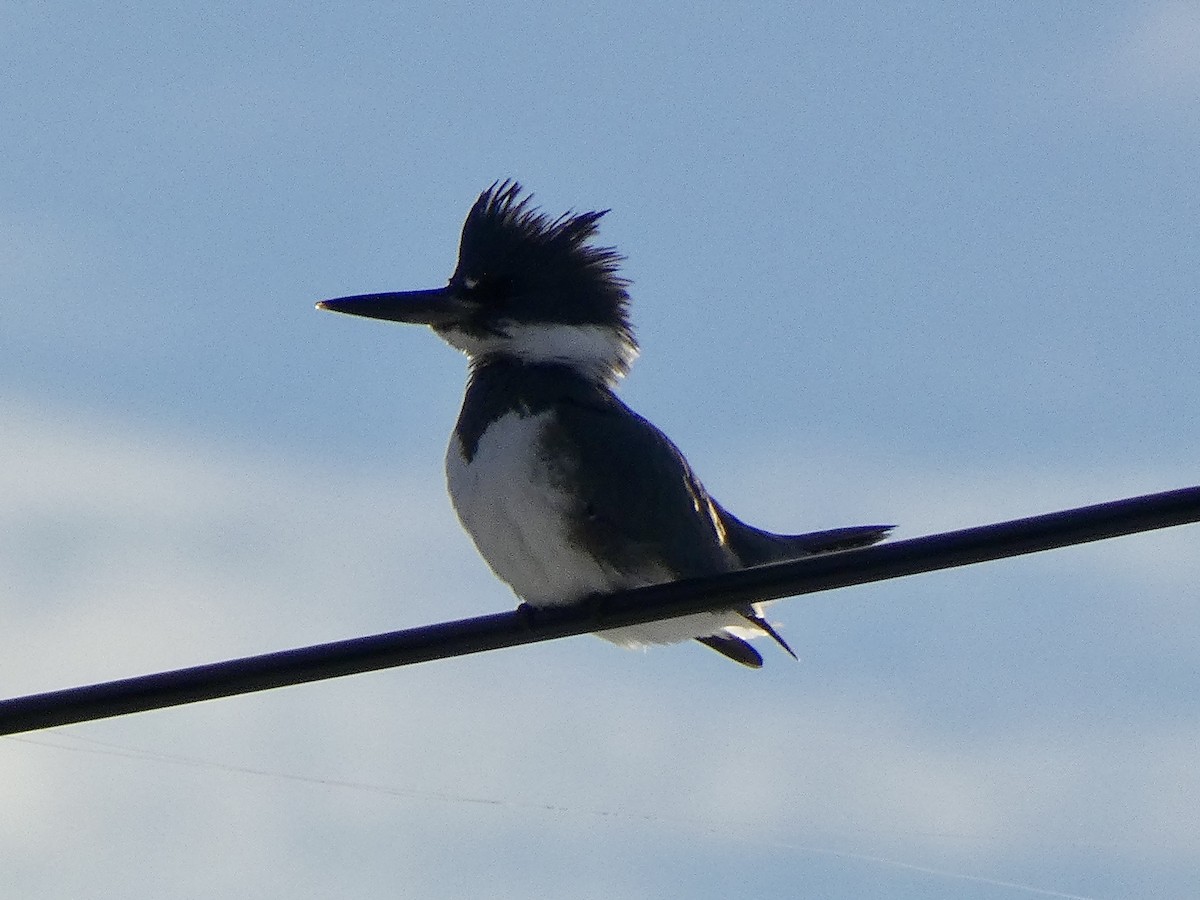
[695,504,893,667]
[714,502,894,568]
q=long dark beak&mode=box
[316,288,471,327]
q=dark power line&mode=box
[1,486,1197,737]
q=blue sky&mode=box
[2,3,1198,898]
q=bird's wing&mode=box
[546,387,882,665]
[544,391,732,581]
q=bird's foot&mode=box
[515,601,539,630]
[577,591,609,627]
[515,594,608,633]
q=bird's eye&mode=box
[458,273,514,307]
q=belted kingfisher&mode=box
[319,181,891,667]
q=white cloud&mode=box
[1,398,1197,898]
[1118,2,1200,97]
[0,397,484,685]
[1012,4,1200,124]
[1056,3,1200,112]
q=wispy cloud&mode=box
[2,399,1197,898]
[1054,3,1200,113]
[1115,2,1200,99]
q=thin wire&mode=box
[8,731,1104,900]
[753,840,1104,900]
[1,485,1198,736]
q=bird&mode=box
[318,181,892,667]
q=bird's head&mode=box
[319,181,638,384]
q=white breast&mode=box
[445,410,627,607]
[444,410,760,649]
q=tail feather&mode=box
[739,609,798,661]
[715,504,894,567]
[696,505,895,667]
[696,634,763,668]
[782,523,894,554]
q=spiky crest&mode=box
[450,181,634,342]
